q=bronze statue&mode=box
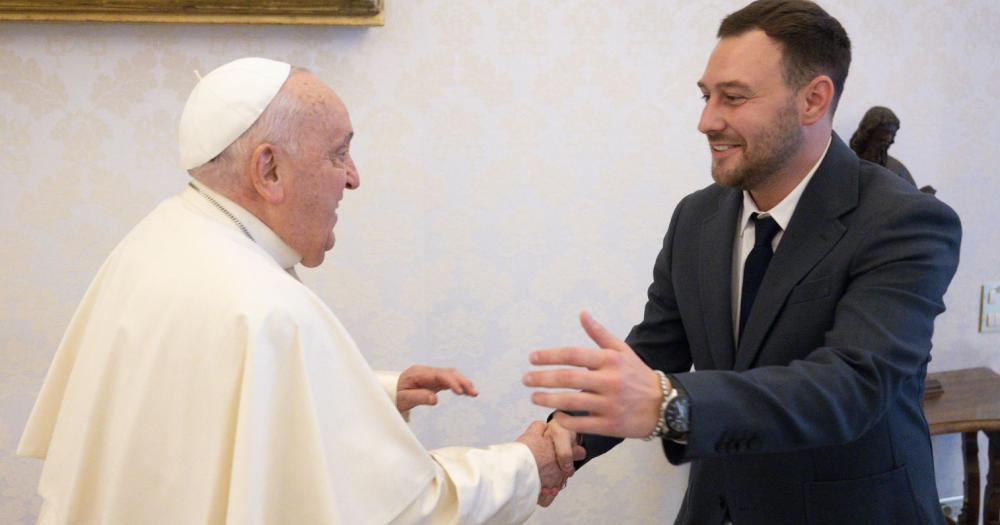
[849,106,935,194]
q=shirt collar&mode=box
[739,136,832,236]
[185,181,302,270]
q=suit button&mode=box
[718,495,726,509]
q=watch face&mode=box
[666,396,690,434]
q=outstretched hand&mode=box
[396,365,478,413]
[522,311,666,438]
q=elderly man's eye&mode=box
[329,151,350,169]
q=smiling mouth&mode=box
[710,143,742,158]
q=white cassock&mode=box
[18,183,539,525]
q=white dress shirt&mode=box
[731,138,831,343]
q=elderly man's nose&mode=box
[345,157,360,190]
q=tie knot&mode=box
[751,213,781,247]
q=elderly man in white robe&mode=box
[18,57,581,524]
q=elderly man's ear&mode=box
[250,143,285,204]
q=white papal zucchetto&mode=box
[178,57,292,170]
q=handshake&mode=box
[397,366,586,508]
[516,419,585,507]
[400,310,667,509]
[518,311,667,506]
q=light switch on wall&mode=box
[980,282,1000,333]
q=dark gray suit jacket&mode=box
[580,134,961,524]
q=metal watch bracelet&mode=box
[643,370,674,441]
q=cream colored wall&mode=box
[2,1,998,523]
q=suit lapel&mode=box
[734,134,860,370]
[699,188,742,370]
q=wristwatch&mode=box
[644,372,690,441]
[663,375,690,439]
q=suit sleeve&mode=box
[663,195,961,463]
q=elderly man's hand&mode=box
[396,365,478,413]
[522,311,665,439]
[535,419,587,506]
[516,421,568,507]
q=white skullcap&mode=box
[178,57,292,170]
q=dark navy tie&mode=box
[739,213,781,339]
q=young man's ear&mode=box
[249,143,284,204]
[800,75,834,125]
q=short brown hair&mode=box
[719,0,851,114]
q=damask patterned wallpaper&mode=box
[2,1,997,523]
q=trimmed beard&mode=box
[711,98,804,191]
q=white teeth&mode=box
[712,145,731,151]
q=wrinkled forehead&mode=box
[288,73,353,140]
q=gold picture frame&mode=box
[0,0,383,26]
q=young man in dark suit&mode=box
[524,1,961,523]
